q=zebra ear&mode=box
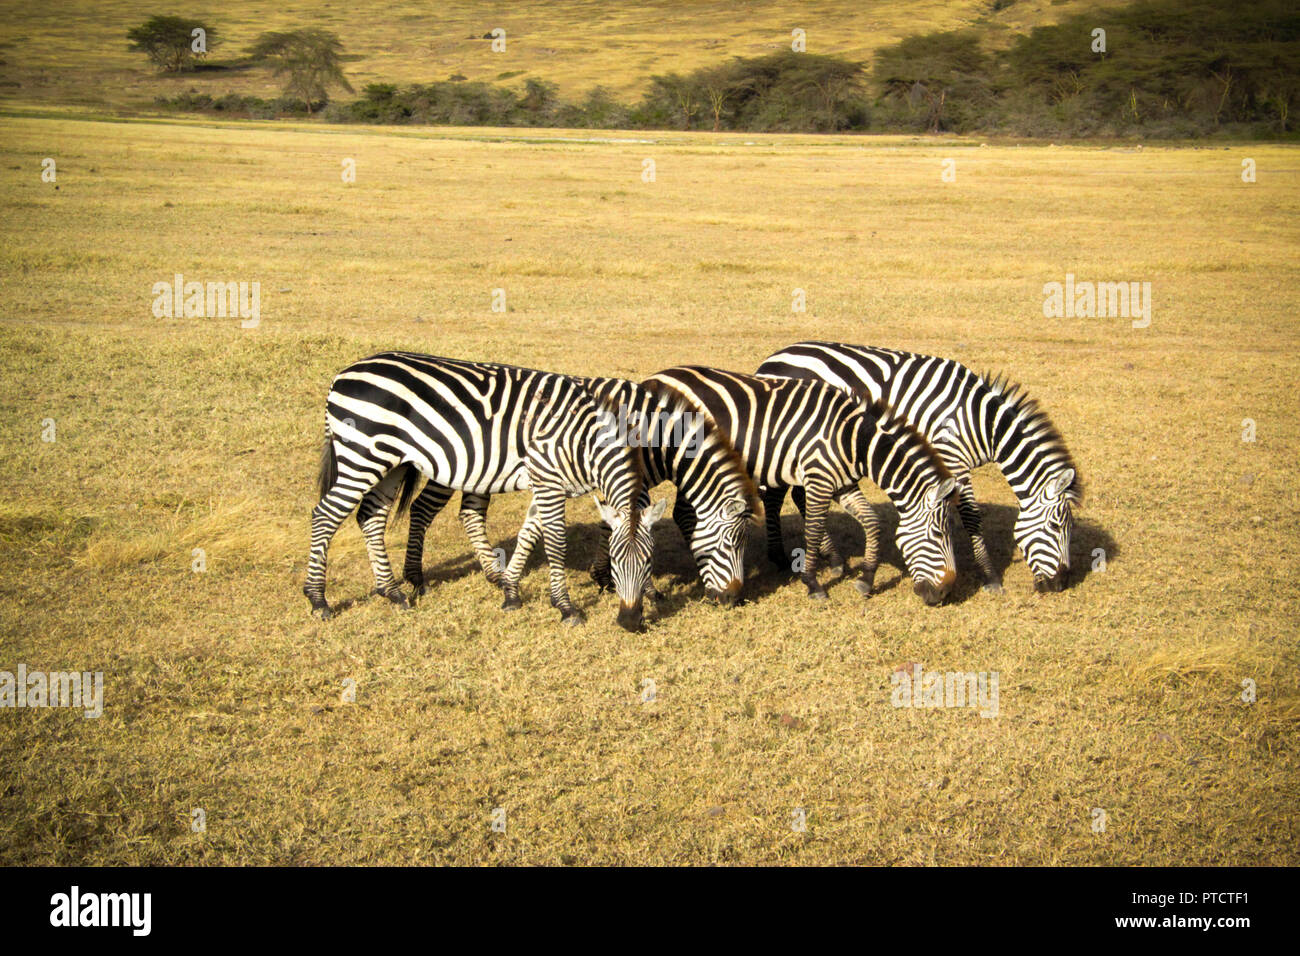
[645,498,669,524]
[926,477,957,507]
[1047,468,1075,500]
[594,500,619,526]
[722,497,748,518]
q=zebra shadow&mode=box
[403,503,1116,613]
[763,502,1118,605]
[404,519,629,612]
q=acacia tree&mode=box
[249,29,353,114]
[127,15,216,73]
[699,66,739,130]
[874,30,990,132]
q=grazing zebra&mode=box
[756,342,1082,593]
[644,366,959,605]
[402,377,762,609]
[303,352,659,630]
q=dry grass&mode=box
[0,0,1100,110]
[0,113,1297,864]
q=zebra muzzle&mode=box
[707,579,744,608]
[617,600,644,631]
[1034,567,1068,593]
[914,567,955,606]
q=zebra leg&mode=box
[672,495,702,578]
[792,485,845,575]
[957,477,1001,592]
[535,488,584,624]
[835,487,879,599]
[303,475,373,619]
[458,492,504,586]
[403,482,453,598]
[763,486,789,569]
[357,468,410,608]
[501,504,543,611]
[590,520,613,590]
[799,482,834,600]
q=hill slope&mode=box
[0,0,1104,111]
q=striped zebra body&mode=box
[645,366,959,605]
[407,376,762,608]
[756,342,1082,592]
[584,377,761,605]
[304,352,654,629]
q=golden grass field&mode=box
[0,0,1101,109]
[0,110,1297,865]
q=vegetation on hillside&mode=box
[148,0,1299,138]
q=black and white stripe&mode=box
[406,377,763,608]
[303,352,654,629]
[645,366,959,605]
[756,342,1082,592]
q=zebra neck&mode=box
[984,389,1058,503]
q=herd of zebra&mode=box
[303,342,1083,631]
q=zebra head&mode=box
[690,496,756,607]
[896,477,959,605]
[1015,467,1078,592]
[597,496,668,630]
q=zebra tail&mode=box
[316,434,338,501]
[393,464,422,518]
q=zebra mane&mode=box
[857,396,954,483]
[980,371,1084,504]
[638,378,764,520]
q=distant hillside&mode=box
[0,0,1103,112]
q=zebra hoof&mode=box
[982,581,1003,594]
[501,594,522,611]
[851,579,873,598]
[378,588,410,609]
[807,590,829,602]
[310,603,333,620]
[561,610,585,626]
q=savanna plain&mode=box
[0,114,1297,864]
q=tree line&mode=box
[140,0,1299,137]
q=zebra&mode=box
[756,342,1082,593]
[303,352,660,630]
[643,366,959,605]
[401,376,763,610]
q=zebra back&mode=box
[328,352,643,512]
[756,341,1081,504]
[644,365,950,506]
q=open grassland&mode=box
[0,0,1100,110]
[0,114,1298,864]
